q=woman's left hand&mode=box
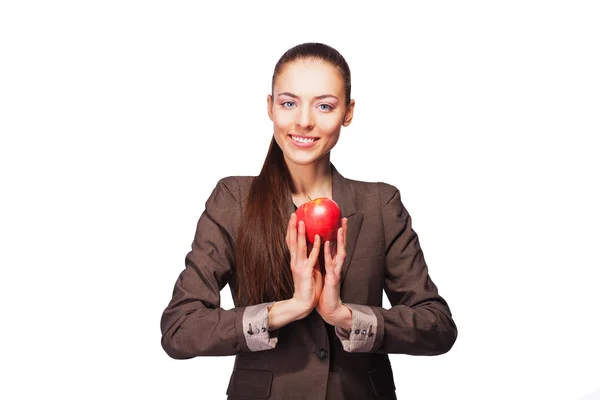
[316,217,350,325]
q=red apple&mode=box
[295,197,342,244]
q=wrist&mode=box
[268,298,313,331]
[289,297,314,320]
[325,304,352,331]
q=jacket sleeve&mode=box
[336,183,457,355]
[160,177,278,359]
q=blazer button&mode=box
[316,349,328,360]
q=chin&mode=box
[284,153,319,166]
[283,150,331,167]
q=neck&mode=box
[285,155,333,199]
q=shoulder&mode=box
[343,176,399,206]
[211,175,256,202]
[203,176,256,225]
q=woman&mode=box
[160,42,457,400]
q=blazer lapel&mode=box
[331,164,363,286]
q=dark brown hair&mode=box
[234,43,352,306]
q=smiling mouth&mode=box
[290,135,319,143]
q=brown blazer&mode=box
[160,164,457,400]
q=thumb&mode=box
[314,269,324,300]
[324,241,335,274]
[307,234,321,266]
[315,269,323,289]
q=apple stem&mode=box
[306,195,312,201]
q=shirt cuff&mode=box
[334,303,377,352]
[242,302,278,351]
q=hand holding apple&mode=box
[316,217,352,330]
[285,213,323,318]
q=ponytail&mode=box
[234,137,294,305]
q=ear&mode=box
[267,94,274,121]
[342,99,355,127]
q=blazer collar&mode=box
[286,162,357,218]
[331,163,363,284]
[331,163,358,218]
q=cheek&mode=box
[317,116,343,135]
[273,112,295,132]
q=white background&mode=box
[1,1,599,399]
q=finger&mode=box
[307,234,321,266]
[331,240,338,259]
[314,267,323,288]
[287,214,298,264]
[336,228,346,275]
[337,230,346,257]
[286,214,293,246]
[289,213,298,246]
[297,219,307,257]
[324,241,336,274]
[324,240,331,266]
[338,218,347,251]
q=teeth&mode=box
[292,136,316,143]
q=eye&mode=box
[318,104,333,111]
[282,101,296,108]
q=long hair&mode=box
[234,43,352,306]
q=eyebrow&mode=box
[277,92,339,101]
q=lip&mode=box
[289,134,319,148]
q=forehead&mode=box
[274,59,344,97]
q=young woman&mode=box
[160,42,457,400]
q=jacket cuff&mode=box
[334,304,377,352]
[242,302,278,351]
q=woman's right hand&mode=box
[286,212,323,318]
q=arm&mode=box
[160,177,306,359]
[335,183,457,355]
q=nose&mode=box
[296,105,315,130]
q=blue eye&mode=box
[318,104,333,111]
[282,101,296,108]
